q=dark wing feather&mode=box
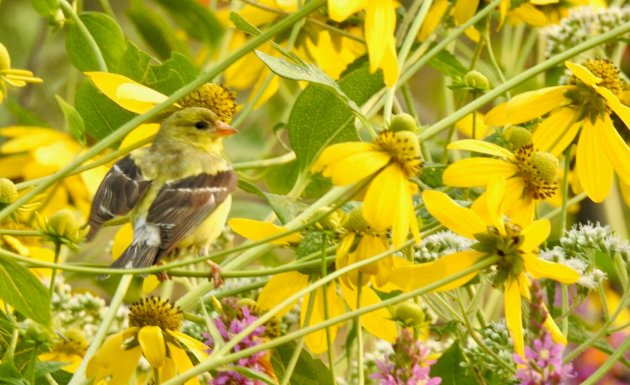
[87,156,151,239]
[147,169,237,262]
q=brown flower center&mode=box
[513,144,559,200]
[374,130,423,178]
[129,297,183,331]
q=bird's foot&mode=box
[207,261,223,288]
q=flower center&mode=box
[473,223,525,284]
[52,329,88,356]
[129,297,183,331]
[581,59,624,95]
[513,144,559,200]
[374,130,423,178]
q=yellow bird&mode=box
[87,107,237,269]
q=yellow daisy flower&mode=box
[443,138,560,226]
[507,0,600,27]
[87,297,207,385]
[328,0,400,86]
[311,129,423,247]
[0,42,42,104]
[39,328,87,373]
[389,178,579,357]
[485,59,630,203]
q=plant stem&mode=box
[48,243,62,297]
[59,0,108,71]
[580,335,630,385]
[560,146,572,233]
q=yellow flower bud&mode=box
[0,178,18,205]
[179,83,238,123]
[504,126,532,149]
[389,113,418,133]
[464,70,490,91]
[531,151,560,184]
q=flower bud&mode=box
[393,302,426,328]
[504,126,532,149]
[42,209,89,247]
[341,207,370,232]
[464,70,490,91]
[21,322,53,346]
[180,83,238,123]
[0,178,18,205]
[389,113,418,133]
[531,151,560,184]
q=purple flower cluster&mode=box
[514,332,574,385]
[205,306,269,385]
[371,328,442,385]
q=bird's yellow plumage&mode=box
[87,107,238,269]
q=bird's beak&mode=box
[215,121,237,137]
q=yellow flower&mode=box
[390,178,579,357]
[507,0,592,27]
[0,42,43,104]
[39,328,87,373]
[87,297,207,385]
[443,139,560,226]
[328,0,400,86]
[312,129,423,247]
[486,60,630,203]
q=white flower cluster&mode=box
[462,321,515,381]
[415,230,473,262]
[543,6,630,58]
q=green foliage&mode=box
[55,95,86,146]
[126,0,186,60]
[430,342,480,385]
[152,0,224,46]
[31,0,59,21]
[271,341,334,385]
[65,12,126,71]
[427,48,468,78]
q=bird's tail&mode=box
[111,241,160,269]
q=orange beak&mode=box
[215,121,238,137]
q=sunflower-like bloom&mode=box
[312,129,423,247]
[443,138,560,226]
[486,60,630,203]
[390,178,579,357]
[86,297,207,385]
[328,0,400,86]
[0,42,42,104]
[507,0,593,27]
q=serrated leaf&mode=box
[430,342,480,385]
[127,0,186,60]
[427,48,468,78]
[229,11,262,37]
[288,65,384,172]
[65,12,126,72]
[31,0,59,19]
[153,0,223,46]
[264,193,307,224]
[0,254,51,327]
[55,95,85,145]
[271,341,334,385]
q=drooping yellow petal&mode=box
[418,0,449,40]
[379,36,400,87]
[86,332,142,385]
[565,61,601,87]
[485,86,570,126]
[444,158,516,188]
[138,326,166,368]
[576,119,612,202]
[169,331,208,362]
[504,187,535,227]
[600,115,630,185]
[447,139,513,158]
[168,343,200,385]
[328,0,367,22]
[454,0,479,25]
[39,352,83,373]
[480,177,506,235]
[228,218,302,245]
[365,0,397,74]
[341,282,396,342]
[302,283,344,354]
[323,150,391,186]
[597,86,630,129]
[422,190,486,239]
[531,108,580,156]
[504,279,525,357]
[311,142,378,173]
[85,72,169,114]
[524,254,579,283]
[542,308,567,345]
[257,272,309,318]
[520,219,550,252]
[389,250,483,292]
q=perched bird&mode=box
[87,107,238,269]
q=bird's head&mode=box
[157,107,237,151]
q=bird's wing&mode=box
[87,156,152,239]
[146,168,237,260]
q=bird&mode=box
[87,107,238,270]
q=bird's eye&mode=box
[194,121,209,129]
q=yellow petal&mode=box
[531,108,580,156]
[542,307,567,345]
[85,72,169,114]
[524,254,579,283]
[484,177,506,234]
[418,0,449,40]
[598,87,630,129]
[365,0,397,74]
[138,326,166,368]
[311,142,377,173]
[447,139,513,158]
[143,275,161,293]
[504,189,535,227]
[257,272,309,317]
[422,190,485,239]
[565,61,601,87]
[576,119,612,202]
[0,154,28,178]
[119,124,160,150]
[341,282,396,342]
[520,219,550,252]
[228,218,302,245]
[0,130,66,154]
[600,115,630,185]
[454,0,479,25]
[168,342,200,385]
[112,223,133,260]
[389,250,483,292]
[169,331,208,362]
[302,284,344,354]
[504,279,525,357]
[485,86,570,126]
[455,112,490,139]
[444,158,515,187]
[379,36,400,87]
[86,332,141,384]
[328,0,367,22]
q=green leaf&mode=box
[264,193,307,224]
[288,65,384,172]
[31,0,59,19]
[75,80,135,142]
[228,366,277,385]
[229,11,262,37]
[65,12,126,71]
[430,342,480,385]
[295,231,330,261]
[238,180,266,199]
[127,0,186,60]
[0,363,27,385]
[55,95,85,146]
[427,48,468,78]
[271,341,334,385]
[0,254,51,327]
[153,0,223,46]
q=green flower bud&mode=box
[341,207,370,232]
[504,126,532,149]
[314,207,345,230]
[0,178,18,205]
[42,209,89,247]
[464,70,490,91]
[531,151,560,184]
[393,302,426,328]
[180,83,238,123]
[389,113,418,133]
[21,322,53,346]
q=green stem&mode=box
[417,21,630,140]
[321,235,338,385]
[580,336,630,385]
[48,243,62,297]
[356,274,364,385]
[68,274,133,385]
[483,29,508,98]
[59,0,108,71]
[233,152,296,170]
[560,146,572,233]
[561,284,569,337]
[160,256,499,385]
[0,230,42,236]
[0,0,326,223]
[542,193,587,220]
